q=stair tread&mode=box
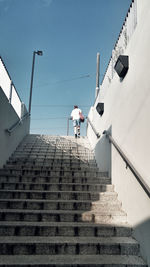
[4,168,99,172]
[0,189,116,194]
[0,182,112,186]
[0,235,138,244]
[0,174,109,179]
[0,255,146,265]
[0,198,119,203]
[0,208,126,215]
[0,221,130,227]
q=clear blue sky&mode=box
[0,0,131,136]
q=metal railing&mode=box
[103,130,150,198]
[67,118,71,136]
[67,117,100,138]
[86,117,100,138]
[6,113,30,135]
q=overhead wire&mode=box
[32,104,91,107]
[33,72,105,89]
[32,116,88,120]
[30,72,96,133]
[31,127,70,130]
[30,73,92,131]
[34,73,94,88]
[32,117,68,120]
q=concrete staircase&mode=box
[0,134,147,266]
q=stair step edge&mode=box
[0,254,147,266]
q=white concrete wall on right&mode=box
[87,0,150,265]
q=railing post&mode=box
[67,118,69,136]
[21,102,25,119]
[95,52,100,98]
[9,81,13,103]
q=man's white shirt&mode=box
[71,108,82,120]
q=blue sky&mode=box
[0,0,131,136]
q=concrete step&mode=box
[13,153,92,158]
[0,198,121,211]
[9,156,95,161]
[10,158,95,163]
[0,208,127,223]
[0,254,147,266]
[16,141,91,147]
[16,141,91,146]
[6,161,97,168]
[15,144,92,148]
[4,165,99,172]
[0,175,111,184]
[5,163,98,171]
[0,134,146,266]
[13,154,95,161]
[0,190,118,201]
[0,182,114,192]
[10,158,96,165]
[14,146,92,150]
[13,151,93,156]
[0,236,139,255]
[0,169,108,178]
[3,163,99,172]
[14,144,92,150]
[0,221,131,237]
[14,142,91,148]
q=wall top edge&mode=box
[0,56,22,103]
[100,0,136,86]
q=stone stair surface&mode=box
[0,134,147,266]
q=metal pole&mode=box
[95,52,100,98]
[9,80,13,103]
[28,51,36,115]
[67,118,69,136]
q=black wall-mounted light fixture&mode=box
[96,102,104,116]
[114,55,129,79]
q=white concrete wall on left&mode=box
[0,87,30,168]
[0,57,22,118]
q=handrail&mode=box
[103,130,150,198]
[6,113,30,135]
[87,117,100,138]
[67,116,100,138]
[67,118,70,136]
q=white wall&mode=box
[0,87,30,168]
[87,0,150,265]
[0,57,22,118]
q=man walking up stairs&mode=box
[0,135,147,266]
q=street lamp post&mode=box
[28,50,43,115]
[95,52,100,98]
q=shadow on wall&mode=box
[0,87,30,168]
[134,218,150,266]
[94,126,112,178]
[94,127,150,266]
